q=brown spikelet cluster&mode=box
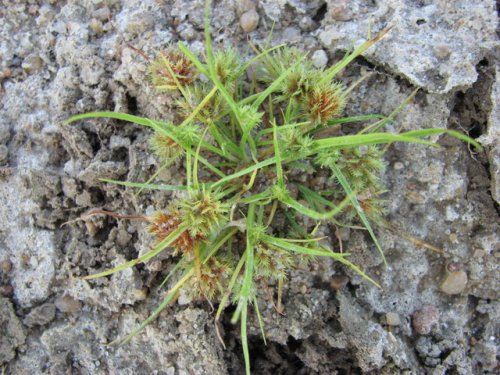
[147,211,205,254]
[306,82,345,123]
[188,258,232,299]
[149,49,197,90]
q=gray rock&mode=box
[0,297,26,364]
[282,26,301,43]
[23,302,56,327]
[337,291,389,371]
[9,228,56,308]
[478,66,500,205]
[54,295,82,313]
[318,0,498,93]
[0,0,498,373]
[93,7,111,22]
[125,11,155,35]
[0,145,8,164]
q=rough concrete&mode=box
[0,0,498,374]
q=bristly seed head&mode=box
[179,189,229,239]
[187,258,232,299]
[147,211,205,254]
[150,131,184,162]
[149,49,197,90]
[306,82,345,123]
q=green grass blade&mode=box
[262,234,380,287]
[253,296,267,344]
[403,129,483,150]
[237,190,273,205]
[320,26,392,83]
[198,155,227,178]
[252,56,306,108]
[202,228,238,264]
[326,114,386,126]
[261,234,349,258]
[118,268,195,345]
[177,42,210,77]
[360,89,418,134]
[272,120,284,188]
[279,193,351,220]
[158,260,184,289]
[237,43,286,78]
[100,178,189,191]
[241,302,251,375]
[330,164,387,265]
[231,203,256,324]
[212,157,277,189]
[134,160,173,198]
[311,132,438,152]
[215,254,246,321]
[83,224,188,279]
[64,111,166,128]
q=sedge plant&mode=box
[64,3,481,373]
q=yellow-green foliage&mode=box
[64,3,482,373]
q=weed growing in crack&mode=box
[64,2,481,373]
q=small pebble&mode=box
[178,24,196,41]
[330,275,349,290]
[311,49,328,69]
[299,16,315,31]
[440,270,468,295]
[75,190,92,207]
[116,229,132,247]
[282,27,301,42]
[433,44,451,59]
[93,7,111,22]
[386,312,401,326]
[412,305,439,335]
[133,288,148,301]
[55,295,82,313]
[28,4,39,15]
[1,259,12,273]
[89,18,104,34]
[393,161,404,170]
[109,135,131,149]
[36,6,56,27]
[446,261,462,272]
[406,190,426,204]
[22,54,43,74]
[85,220,98,237]
[147,259,163,272]
[237,0,255,14]
[240,9,259,33]
[126,12,155,35]
[473,249,485,258]
[177,290,192,306]
[0,68,12,81]
[329,2,354,21]
[1,285,14,297]
[336,227,350,241]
